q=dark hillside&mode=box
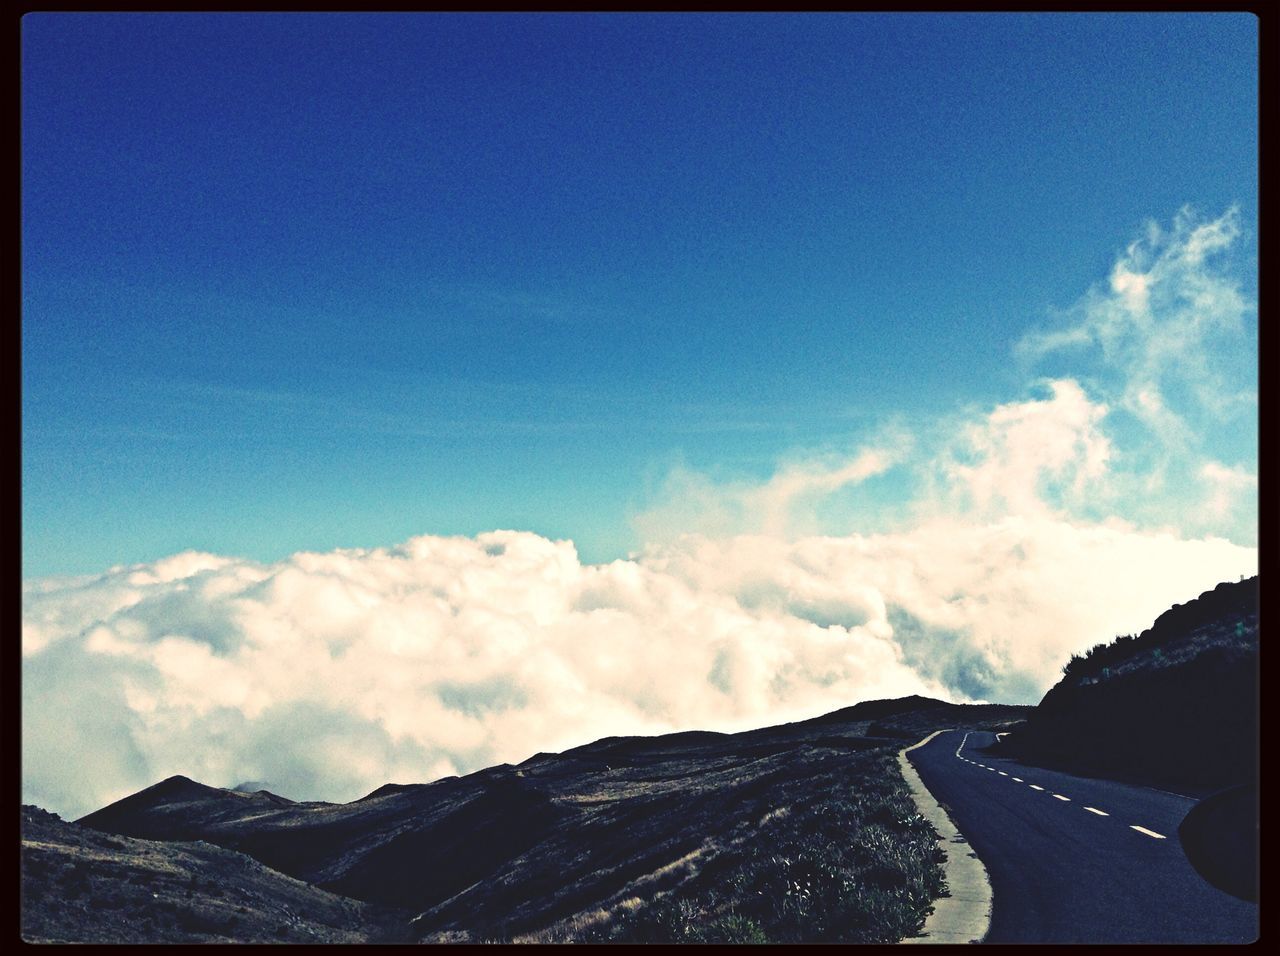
[998,577,1258,794]
[67,697,1029,943]
[20,806,407,943]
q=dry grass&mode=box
[504,749,946,944]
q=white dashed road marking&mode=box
[949,732,1167,849]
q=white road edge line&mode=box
[1130,825,1167,839]
[900,730,991,944]
[1084,807,1109,816]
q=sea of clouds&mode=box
[22,208,1257,819]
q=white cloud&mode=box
[1009,207,1256,541]
[22,208,1257,820]
[632,436,907,544]
[938,379,1111,519]
[23,518,1255,820]
[1017,206,1254,450]
[646,519,1253,702]
[1110,264,1150,315]
[21,531,945,818]
[1198,460,1258,523]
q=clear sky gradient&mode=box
[22,12,1257,577]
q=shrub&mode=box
[702,913,767,943]
[601,751,942,944]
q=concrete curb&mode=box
[897,730,992,944]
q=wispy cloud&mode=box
[1016,206,1254,452]
[1198,460,1258,534]
[632,433,909,544]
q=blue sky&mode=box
[23,12,1256,575]
[22,13,1260,816]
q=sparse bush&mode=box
[599,750,943,944]
[702,913,767,943]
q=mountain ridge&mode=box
[66,695,1030,941]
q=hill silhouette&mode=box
[19,805,409,943]
[998,576,1258,794]
[995,576,1258,902]
[53,696,1029,943]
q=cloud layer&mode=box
[23,517,1254,820]
[23,209,1258,819]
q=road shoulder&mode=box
[897,730,992,944]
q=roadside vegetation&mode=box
[508,749,946,944]
[20,806,406,944]
[1059,576,1257,685]
[35,698,1033,945]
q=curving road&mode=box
[907,730,1258,944]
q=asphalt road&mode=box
[908,730,1258,944]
